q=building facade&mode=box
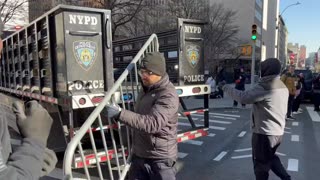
[278,15,288,69]
[287,43,299,67]
[298,45,306,68]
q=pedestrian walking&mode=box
[233,67,246,108]
[313,74,320,111]
[281,65,297,120]
[216,66,226,98]
[220,58,291,180]
[105,52,179,180]
[292,73,305,114]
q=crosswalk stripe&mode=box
[231,154,252,159]
[213,151,228,161]
[234,148,251,152]
[178,122,226,130]
[306,106,320,122]
[212,115,237,120]
[182,139,203,146]
[238,131,246,137]
[287,159,299,171]
[207,133,216,137]
[292,122,299,126]
[291,135,299,142]
[178,152,188,159]
[209,112,240,118]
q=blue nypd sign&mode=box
[73,41,97,71]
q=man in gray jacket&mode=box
[221,58,291,180]
[0,17,57,179]
[106,52,179,180]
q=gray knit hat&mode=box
[140,52,166,76]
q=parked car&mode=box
[294,69,313,101]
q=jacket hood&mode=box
[260,58,281,77]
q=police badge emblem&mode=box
[73,41,97,71]
[186,45,200,68]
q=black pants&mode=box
[292,96,302,112]
[234,87,245,107]
[128,155,176,180]
[287,95,294,117]
[252,133,291,180]
[314,93,320,110]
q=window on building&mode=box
[255,9,262,22]
[256,0,263,8]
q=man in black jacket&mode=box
[313,74,320,111]
[234,67,246,108]
[105,52,179,180]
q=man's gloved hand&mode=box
[41,148,58,177]
[12,100,53,146]
[105,102,122,119]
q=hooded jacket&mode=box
[119,74,179,160]
[223,58,288,135]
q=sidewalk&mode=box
[183,84,252,109]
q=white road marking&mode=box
[178,122,226,130]
[212,115,237,120]
[291,135,300,142]
[209,112,240,118]
[306,106,320,122]
[231,154,252,159]
[182,139,203,146]
[207,133,216,137]
[234,148,252,152]
[213,151,228,161]
[275,152,286,156]
[46,168,100,180]
[284,131,291,134]
[238,131,246,137]
[178,117,199,121]
[292,122,299,126]
[193,118,232,124]
[178,152,188,159]
[209,126,226,130]
[285,127,291,129]
[208,120,232,124]
[287,159,299,171]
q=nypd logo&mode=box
[186,45,200,68]
[73,41,97,71]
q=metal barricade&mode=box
[63,34,159,180]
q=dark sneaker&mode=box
[286,116,295,120]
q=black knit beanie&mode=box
[260,58,281,77]
[140,52,166,76]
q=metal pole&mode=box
[251,41,256,87]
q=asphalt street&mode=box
[40,103,320,180]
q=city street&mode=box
[43,95,320,180]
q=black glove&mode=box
[41,148,58,177]
[105,102,122,119]
[12,100,53,146]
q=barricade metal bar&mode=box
[97,114,114,180]
[63,34,159,179]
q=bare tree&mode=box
[0,0,28,24]
[204,3,239,67]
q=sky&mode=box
[280,0,320,56]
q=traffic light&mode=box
[251,24,257,41]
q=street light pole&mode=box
[277,2,301,63]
